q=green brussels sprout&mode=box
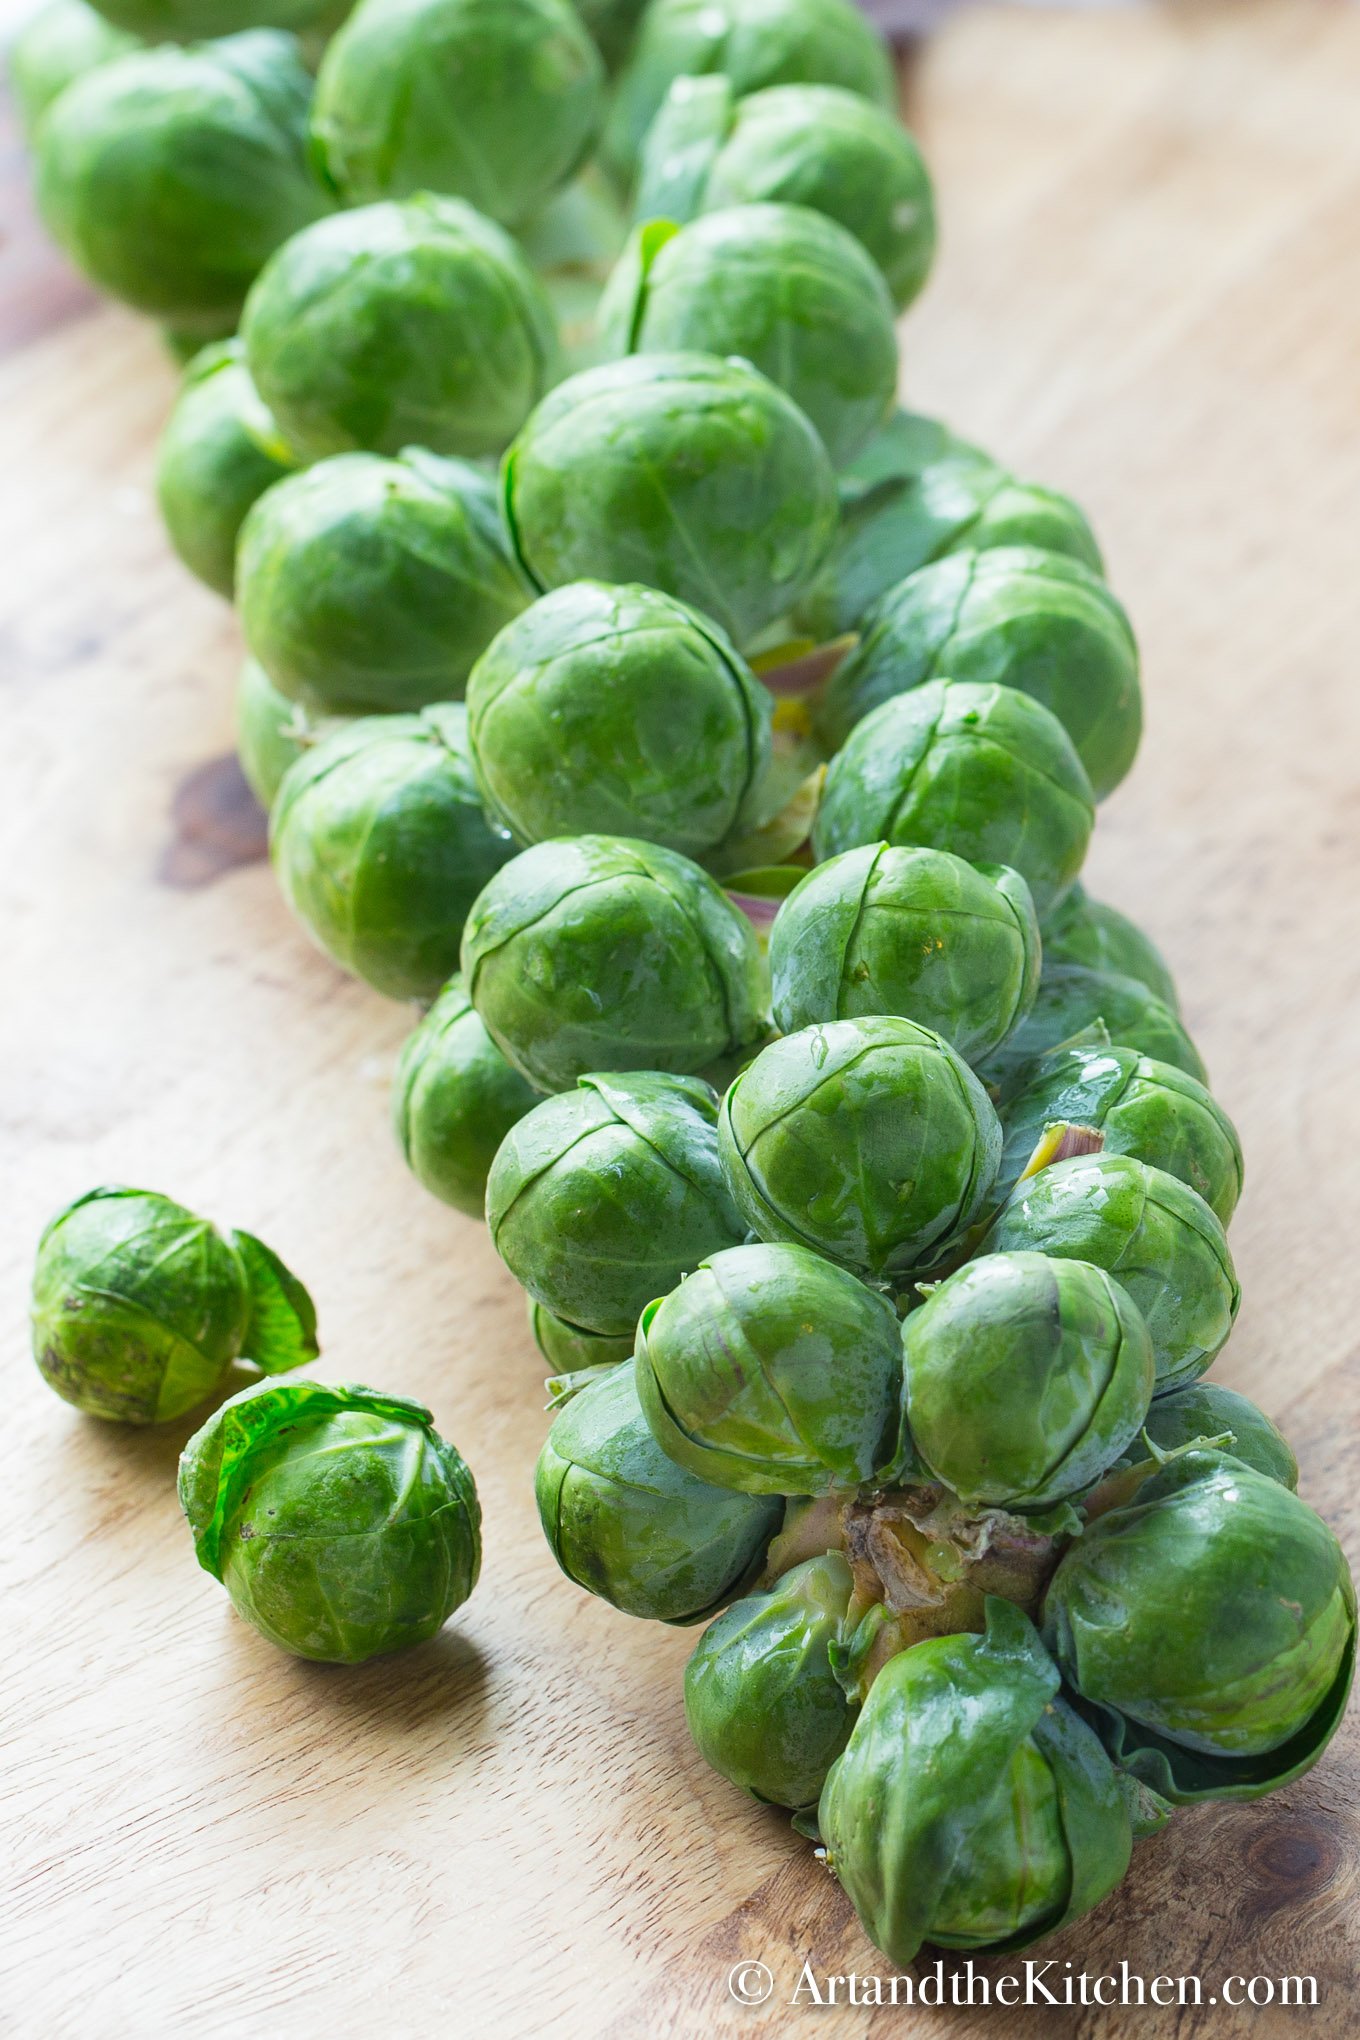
[817,547,1140,800]
[769,843,1040,1063]
[978,963,1208,1100]
[31,1185,317,1425]
[466,582,773,858]
[604,0,894,187]
[155,339,298,600]
[1041,882,1178,1008]
[535,1359,781,1621]
[634,78,935,311]
[85,0,339,35]
[797,447,1102,644]
[36,33,331,339]
[982,1152,1240,1394]
[813,681,1095,921]
[271,704,515,1001]
[995,1041,1243,1224]
[819,1599,1137,1965]
[8,0,138,141]
[529,1299,634,1374]
[684,1551,860,1810]
[601,203,898,467]
[462,835,769,1093]
[242,194,558,461]
[1044,1450,1356,1799]
[312,0,603,224]
[901,1252,1155,1512]
[636,1242,903,1495]
[392,976,540,1218]
[502,352,837,649]
[574,0,646,68]
[237,449,530,716]
[1137,1382,1297,1490]
[487,1071,745,1336]
[718,1018,1001,1283]
[235,658,340,812]
[180,1378,480,1663]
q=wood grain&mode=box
[1,4,1358,2033]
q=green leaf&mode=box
[230,1229,319,1375]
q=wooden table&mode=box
[2,4,1358,2032]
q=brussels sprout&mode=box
[813,681,1095,921]
[1045,1450,1356,1799]
[155,340,298,600]
[817,547,1140,801]
[235,658,340,811]
[819,1599,1137,1965]
[36,33,331,339]
[1041,882,1178,1008]
[271,705,515,1001]
[86,0,339,35]
[9,0,138,141]
[995,1041,1242,1223]
[312,0,603,224]
[242,194,558,461]
[797,447,1102,644]
[237,449,530,716]
[487,1071,745,1336]
[636,1243,903,1494]
[502,352,836,649]
[466,582,773,858]
[718,1018,1001,1283]
[601,204,898,467]
[535,1359,781,1621]
[604,0,894,187]
[1137,1382,1297,1490]
[684,1551,860,1810]
[462,835,768,1093]
[979,964,1208,1100]
[982,1152,1239,1394]
[392,976,540,1218]
[901,1253,1155,1512]
[634,79,934,311]
[769,844,1040,1063]
[31,1185,317,1425]
[529,1300,634,1374]
[180,1378,480,1663]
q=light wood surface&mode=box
[3,4,1359,2034]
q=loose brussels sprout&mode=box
[36,33,331,339]
[312,0,603,224]
[817,547,1140,800]
[901,1253,1155,1512]
[982,1153,1240,1394]
[636,1242,904,1494]
[1041,882,1179,1008]
[1137,1382,1297,1490]
[535,1359,780,1621]
[180,1378,480,1663]
[995,1041,1243,1223]
[9,0,138,141]
[235,658,339,812]
[466,582,773,858]
[718,1018,1001,1283]
[155,339,298,600]
[391,976,540,1218]
[242,195,558,461]
[501,352,837,648]
[238,449,530,716]
[684,1551,860,1810]
[462,835,768,1093]
[1044,1450,1356,1800]
[487,1071,745,1336]
[820,1599,1137,1965]
[604,0,894,187]
[634,78,934,310]
[601,203,898,466]
[31,1185,317,1424]
[529,1300,634,1374]
[813,681,1095,920]
[86,0,339,35]
[769,844,1040,1063]
[979,963,1208,1099]
[271,705,515,1001]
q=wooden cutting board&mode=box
[2,4,1357,2033]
